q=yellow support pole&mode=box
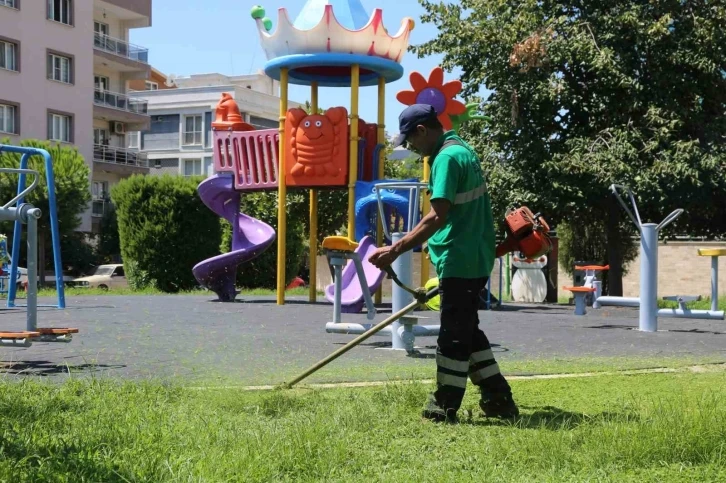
[347,64,360,240]
[421,156,431,286]
[375,75,386,305]
[276,68,289,305]
[309,82,319,303]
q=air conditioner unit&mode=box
[113,122,126,134]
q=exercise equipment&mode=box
[595,184,724,331]
[326,181,440,351]
[0,154,77,347]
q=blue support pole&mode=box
[1,144,65,309]
[7,152,30,308]
[639,224,658,332]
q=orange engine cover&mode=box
[496,206,552,259]
[285,106,349,188]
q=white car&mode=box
[72,264,128,290]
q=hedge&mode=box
[111,174,221,292]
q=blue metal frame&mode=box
[0,144,65,309]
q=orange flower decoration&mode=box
[396,67,467,131]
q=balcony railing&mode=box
[93,33,149,63]
[94,89,148,115]
[93,144,149,168]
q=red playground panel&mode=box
[285,106,349,188]
[358,120,378,181]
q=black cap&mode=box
[392,104,438,148]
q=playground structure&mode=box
[192,1,553,354]
[192,0,413,304]
[0,144,76,347]
[594,184,724,331]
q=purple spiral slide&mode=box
[192,175,276,301]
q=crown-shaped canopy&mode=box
[294,0,370,30]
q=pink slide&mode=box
[324,235,385,313]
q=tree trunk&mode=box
[606,196,624,296]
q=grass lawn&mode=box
[1,366,724,482]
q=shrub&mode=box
[97,205,121,263]
[111,174,221,292]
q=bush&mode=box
[97,205,121,263]
[220,191,306,289]
[111,174,221,292]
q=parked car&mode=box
[72,264,128,290]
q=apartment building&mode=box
[0,0,153,234]
[127,71,301,177]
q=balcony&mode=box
[93,144,150,175]
[93,89,149,129]
[94,32,148,62]
[94,89,147,114]
[93,33,150,74]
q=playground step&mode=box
[36,327,79,343]
[0,331,41,348]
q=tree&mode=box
[412,0,726,294]
[0,138,92,280]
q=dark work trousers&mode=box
[433,277,513,412]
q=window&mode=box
[183,115,202,146]
[145,81,158,90]
[0,40,17,71]
[92,181,109,200]
[0,0,17,8]
[112,266,125,277]
[0,103,17,134]
[127,131,140,149]
[94,75,109,91]
[93,128,109,145]
[93,21,108,36]
[48,0,72,26]
[48,112,72,142]
[47,52,72,84]
[183,159,202,176]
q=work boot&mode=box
[422,393,458,424]
[479,394,520,419]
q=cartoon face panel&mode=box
[285,106,348,187]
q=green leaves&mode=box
[111,175,222,292]
[413,0,726,282]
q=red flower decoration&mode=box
[396,67,467,131]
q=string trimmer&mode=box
[282,267,437,389]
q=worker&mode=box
[368,104,519,423]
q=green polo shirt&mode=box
[427,131,496,279]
